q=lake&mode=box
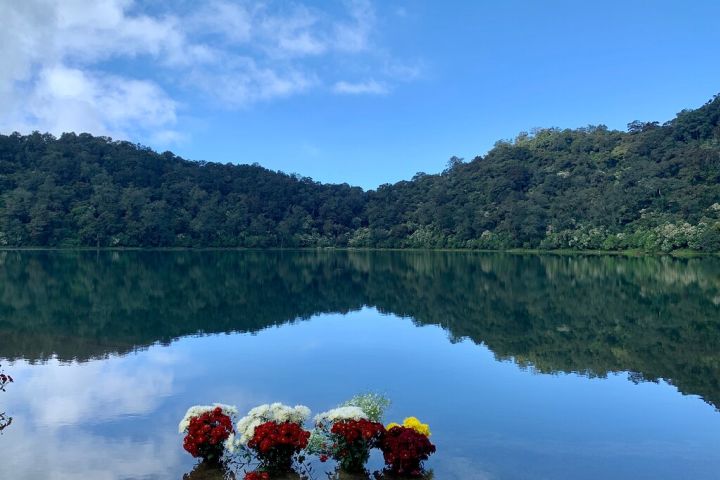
[0,250,719,479]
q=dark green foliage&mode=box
[1,95,719,250]
[0,132,365,247]
[362,95,720,251]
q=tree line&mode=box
[0,95,719,250]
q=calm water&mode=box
[0,251,719,479]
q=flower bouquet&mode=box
[237,403,311,474]
[327,417,385,472]
[179,404,238,464]
[380,417,436,477]
[310,394,390,473]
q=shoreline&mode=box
[0,247,716,257]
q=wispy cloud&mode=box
[188,58,318,107]
[333,79,389,95]
[0,0,415,143]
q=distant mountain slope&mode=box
[361,94,720,251]
[0,95,718,250]
[0,133,365,247]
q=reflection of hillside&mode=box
[0,251,718,409]
[0,251,368,360]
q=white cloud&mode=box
[193,0,376,58]
[17,66,178,138]
[0,0,183,140]
[257,4,328,57]
[192,1,253,44]
[0,0,413,143]
[333,79,389,95]
[187,57,317,107]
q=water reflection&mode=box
[9,353,175,427]
[1,351,181,478]
[3,419,180,479]
[0,251,718,409]
[182,463,236,480]
[1,301,719,479]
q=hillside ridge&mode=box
[0,95,718,250]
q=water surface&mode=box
[0,251,719,479]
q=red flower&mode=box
[182,407,234,461]
[330,419,385,446]
[319,454,329,462]
[380,426,436,477]
[327,419,385,472]
[247,421,310,472]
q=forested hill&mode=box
[364,95,720,251]
[0,95,719,250]
[0,134,366,247]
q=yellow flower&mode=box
[386,422,401,430]
[402,416,431,437]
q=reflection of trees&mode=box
[0,251,718,409]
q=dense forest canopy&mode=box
[0,95,719,250]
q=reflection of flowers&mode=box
[372,470,435,480]
[182,461,237,480]
[243,472,269,480]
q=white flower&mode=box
[314,406,368,424]
[235,403,310,445]
[223,433,238,454]
[341,393,391,422]
[237,417,263,445]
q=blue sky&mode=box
[2,0,720,189]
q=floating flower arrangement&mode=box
[179,404,237,463]
[179,394,436,479]
[381,418,436,477]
